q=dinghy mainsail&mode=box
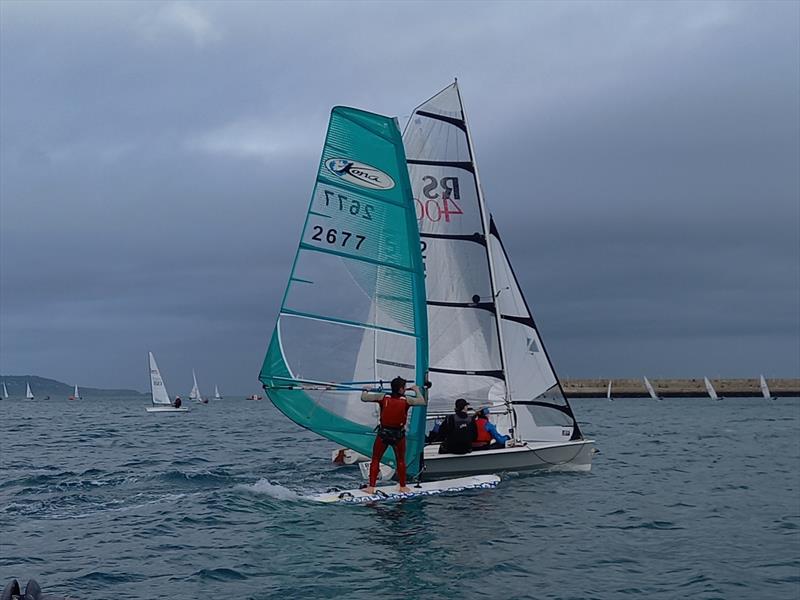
[259,107,429,475]
[25,382,34,400]
[2,381,8,399]
[401,81,583,443]
[149,352,173,407]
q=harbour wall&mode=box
[562,378,800,398]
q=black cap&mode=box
[455,398,470,411]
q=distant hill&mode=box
[0,375,146,398]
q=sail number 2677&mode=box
[311,226,366,250]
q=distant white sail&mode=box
[606,380,613,401]
[189,369,202,402]
[2,381,8,398]
[214,385,221,400]
[149,352,172,405]
[760,375,772,400]
[643,377,660,400]
[704,377,720,401]
[72,384,81,399]
[26,382,34,400]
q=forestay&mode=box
[402,81,582,442]
[149,352,172,406]
[259,107,429,475]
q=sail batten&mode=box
[260,106,428,475]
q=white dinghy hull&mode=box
[145,406,189,413]
[421,439,595,478]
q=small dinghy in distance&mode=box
[643,376,661,400]
[146,352,188,413]
[704,377,721,401]
[309,474,500,504]
[760,375,775,400]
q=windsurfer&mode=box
[361,376,426,494]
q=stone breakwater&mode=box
[562,378,800,398]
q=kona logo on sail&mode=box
[325,158,395,190]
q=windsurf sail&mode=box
[643,376,659,400]
[2,381,8,398]
[760,375,772,399]
[704,377,720,400]
[259,106,429,475]
[402,81,582,442]
[149,352,172,406]
[25,382,34,400]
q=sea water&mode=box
[1,397,798,600]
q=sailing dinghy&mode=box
[2,381,8,399]
[146,352,188,413]
[259,106,498,501]
[606,380,613,401]
[69,384,81,400]
[25,382,34,400]
[643,376,661,400]
[704,377,721,401]
[214,385,222,400]
[399,81,594,477]
[189,370,207,403]
[760,375,775,400]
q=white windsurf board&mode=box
[308,474,500,504]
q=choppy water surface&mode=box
[1,397,798,599]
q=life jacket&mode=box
[443,412,474,454]
[379,394,409,428]
[473,416,492,446]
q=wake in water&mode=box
[237,478,303,502]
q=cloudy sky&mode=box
[1,0,798,394]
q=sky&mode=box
[1,0,798,394]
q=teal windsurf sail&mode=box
[259,107,429,475]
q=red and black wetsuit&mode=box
[368,394,411,487]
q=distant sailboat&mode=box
[146,352,188,413]
[643,377,661,400]
[2,381,8,399]
[189,370,207,403]
[760,375,775,400]
[26,382,34,400]
[69,384,82,400]
[606,380,613,401]
[214,385,222,400]
[703,377,721,401]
